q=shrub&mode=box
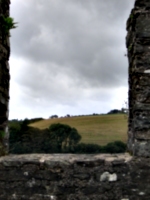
[74,143,102,153]
[102,141,126,153]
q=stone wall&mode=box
[1,0,150,199]
[0,0,10,154]
[0,153,150,200]
[127,0,150,156]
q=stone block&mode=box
[134,140,150,157]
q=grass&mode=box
[29,114,128,146]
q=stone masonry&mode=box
[0,0,10,154]
[1,0,150,199]
[127,0,150,156]
[0,153,149,200]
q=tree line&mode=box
[9,119,126,154]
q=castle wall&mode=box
[0,153,150,200]
[0,0,10,154]
[1,0,150,199]
[127,0,150,156]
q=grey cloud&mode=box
[9,0,134,118]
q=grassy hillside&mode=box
[30,114,128,145]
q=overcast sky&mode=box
[9,0,135,119]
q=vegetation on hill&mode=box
[30,114,127,145]
[9,114,127,154]
[48,123,81,152]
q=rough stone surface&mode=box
[1,1,150,199]
[0,0,10,154]
[0,153,150,200]
[127,0,150,156]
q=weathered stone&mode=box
[135,129,150,139]
[133,117,150,130]
[135,1,150,8]
[73,173,90,180]
[127,0,150,156]
[0,154,149,199]
[0,0,10,155]
[136,16,150,36]
[134,140,150,157]
[1,0,150,199]
[100,171,117,182]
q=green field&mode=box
[30,114,128,145]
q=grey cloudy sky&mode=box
[9,0,135,119]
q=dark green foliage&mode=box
[9,120,126,154]
[21,117,44,124]
[107,109,124,114]
[102,141,126,153]
[48,123,81,152]
[20,119,30,132]
[9,119,30,145]
[0,131,5,138]
[1,16,17,36]
[74,141,126,154]
[9,120,22,150]
[9,122,82,154]
[50,115,58,119]
[75,143,102,153]
[11,143,32,154]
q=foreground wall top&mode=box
[1,153,150,200]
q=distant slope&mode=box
[29,114,127,145]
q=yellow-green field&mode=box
[30,114,128,145]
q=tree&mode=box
[50,115,58,119]
[48,123,81,152]
[9,120,22,144]
[107,109,122,114]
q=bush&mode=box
[10,142,33,154]
[102,141,126,153]
[74,143,102,153]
